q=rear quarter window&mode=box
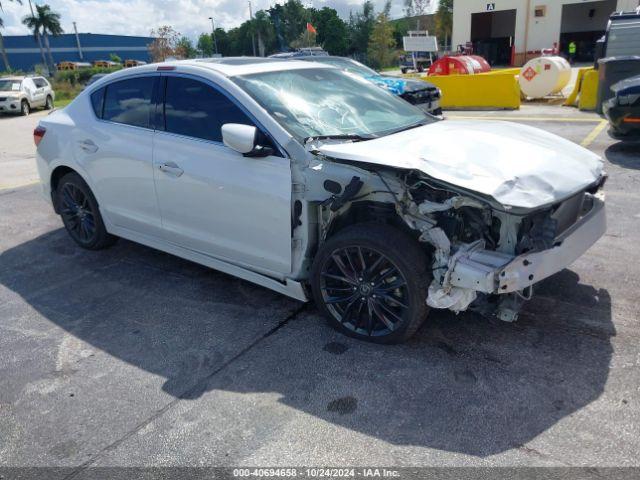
[90,88,105,118]
[33,78,49,88]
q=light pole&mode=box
[208,17,218,55]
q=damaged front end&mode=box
[309,162,607,323]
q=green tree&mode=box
[197,32,214,56]
[311,7,348,56]
[348,1,376,61]
[252,10,276,56]
[175,36,196,59]
[367,9,396,70]
[23,4,62,73]
[1,0,23,71]
[227,23,255,56]
[214,28,229,55]
[109,53,122,63]
[279,0,307,46]
[435,0,453,49]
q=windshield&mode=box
[310,57,378,77]
[234,68,430,141]
[0,80,22,92]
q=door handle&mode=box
[158,162,184,177]
[78,139,98,153]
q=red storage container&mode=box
[428,55,491,76]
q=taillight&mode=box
[623,117,640,124]
[33,126,46,147]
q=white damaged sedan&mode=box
[34,58,606,343]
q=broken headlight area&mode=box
[401,172,606,322]
[310,164,605,323]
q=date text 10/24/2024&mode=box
[232,468,401,477]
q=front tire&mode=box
[20,100,30,116]
[56,172,117,250]
[311,223,431,344]
[45,95,54,110]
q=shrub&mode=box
[54,66,121,86]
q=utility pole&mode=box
[73,22,84,60]
[208,17,218,55]
[248,0,256,56]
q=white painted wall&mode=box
[452,0,640,58]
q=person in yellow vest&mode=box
[568,41,577,64]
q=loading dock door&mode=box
[560,0,617,62]
[471,9,516,65]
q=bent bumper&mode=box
[448,194,606,295]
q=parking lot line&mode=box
[581,120,609,147]
[447,115,602,123]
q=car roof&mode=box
[105,57,334,79]
[1,76,26,81]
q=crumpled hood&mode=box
[317,120,604,209]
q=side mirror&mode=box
[222,123,274,157]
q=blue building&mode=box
[2,33,154,72]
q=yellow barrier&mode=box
[564,67,599,111]
[421,73,521,109]
[484,67,521,76]
[578,69,599,111]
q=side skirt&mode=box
[106,223,309,303]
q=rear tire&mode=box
[56,172,117,250]
[20,100,30,116]
[310,223,431,344]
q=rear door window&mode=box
[33,78,48,88]
[163,76,254,142]
[103,77,155,128]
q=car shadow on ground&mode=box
[605,142,640,169]
[0,229,614,457]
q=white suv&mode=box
[0,76,55,115]
[33,58,606,343]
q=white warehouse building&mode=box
[451,0,640,65]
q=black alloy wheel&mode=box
[60,182,97,244]
[56,172,117,250]
[311,223,430,344]
[320,246,410,337]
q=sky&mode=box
[0,0,437,41]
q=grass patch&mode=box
[54,97,75,108]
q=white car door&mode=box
[152,75,292,277]
[78,75,163,237]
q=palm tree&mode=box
[0,0,23,72]
[23,4,62,73]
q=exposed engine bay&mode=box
[294,150,607,323]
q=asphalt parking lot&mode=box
[0,105,639,470]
